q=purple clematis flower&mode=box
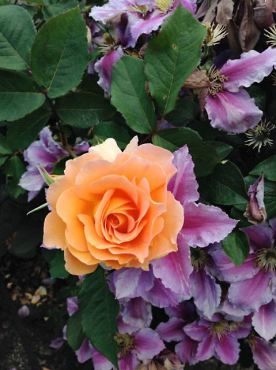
[249,336,276,370]
[19,127,68,201]
[211,219,276,341]
[184,314,251,365]
[90,0,196,48]
[205,47,276,133]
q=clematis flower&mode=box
[244,175,267,224]
[249,336,276,370]
[90,0,196,48]
[204,47,276,133]
[19,127,68,201]
[184,314,251,365]
[211,219,276,340]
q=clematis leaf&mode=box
[222,230,250,265]
[79,267,119,367]
[145,6,206,115]
[67,312,85,351]
[250,155,276,182]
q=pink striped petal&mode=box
[252,300,276,341]
[215,335,240,365]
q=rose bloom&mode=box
[43,138,184,275]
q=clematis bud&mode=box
[244,176,267,224]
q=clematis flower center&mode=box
[130,4,149,14]
[115,333,135,356]
[191,247,209,270]
[211,321,235,339]
[155,0,173,12]
[256,247,276,272]
[207,66,228,96]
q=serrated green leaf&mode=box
[0,71,45,121]
[31,8,88,98]
[93,121,131,149]
[111,56,156,134]
[153,127,219,177]
[206,141,233,161]
[67,312,85,351]
[56,91,115,128]
[0,5,36,71]
[42,0,78,19]
[49,250,69,279]
[222,230,249,265]
[145,6,206,115]
[79,268,119,367]
[199,161,247,206]
[250,155,276,182]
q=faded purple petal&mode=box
[144,277,181,308]
[253,300,276,341]
[94,47,124,92]
[121,298,152,329]
[165,301,197,321]
[221,48,276,92]
[168,145,199,205]
[19,167,45,193]
[243,223,273,251]
[184,321,209,341]
[152,236,192,299]
[39,127,67,159]
[190,269,222,319]
[74,140,90,155]
[205,89,263,133]
[182,203,237,247]
[90,0,128,23]
[76,339,93,363]
[195,335,215,362]
[251,337,276,370]
[215,334,240,365]
[210,246,259,283]
[157,318,185,342]
[219,299,251,321]
[67,297,78,316]
[49,337,64,350]
[92,349,113,370]
[134,328,165,361]
[119,352,138,370]
[175,335,198,365]
[228,270,273,311]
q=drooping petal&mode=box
[182,203,237,247]
[228,270,273,311]
[76,339,93,363]
[252,300,276,341]
[19,167,45,193]
[205,89,263,133]
[245,176,267,223]
[92,348,114,370]
[151,236,192,299]
[157,318,186,342]
[175,335,198,365]
[67,297,78,316]
[190,269,222,319]
[221,48,276,92]
[210,245,259,283]
[242,223,273,251]
[251,337,276,370]
[134,328,165,361]
[121,298,152,329]
[168,145,199,205]
[215,334,240,365]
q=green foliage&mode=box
[145,6,206,115]
[0,5,36,71]
[250,155,276,181]
[111,56,156,133]
[79,268,119,367]
[67,312,85,351]
[93,121,131,149]
[31,7,88,98]
[222,230,250,265]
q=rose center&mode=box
[115,333,135,356]
[208,67,228,96]
[191,247,208,270]
[256,247,276,272]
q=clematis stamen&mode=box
[256,247,276,272]
[155,0,173,13]
[115,333,135,356]
[265,24,276,47]
[191,248,209,270]
[245,119,275,152]
[205,23,228,47]
[207,66,228,96]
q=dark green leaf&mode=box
[31,8,88,98]
[165,95,198,126]
[5,156,25,198]
[250,155,276,181]
[7,104,51,150]
[93,121,131,149]
[79,268,119,367]
[42,0,78,19]
[206,141,233,161]
[49,250,69,279]
[222,230,249,265]
[0,71,45,121]
[56,92,115,128]
[0,5,36,71]
[111,56,156,134]
[153,127,219,177]
[145,6,206,115]
[0,133,12,155]
[67,312,85,351]
[200,161,247,206]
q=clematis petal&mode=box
[252,300,276,341]
[151,235,192,299]
[251,337,276,370]
[168,145,199,205]
[157,318,185,342]
[269,218,276,239]
[182,203,237,247]
[205,89,263,134]
[76,339,93,363]
[228,270,273,311]
[242,223,273,251]
[195,335,216,362]
[190,269,222,319]
[175,335,198,365]
[134,328,165,361]
[119,352,138,370]
[221,48,276,92]
[121,298,152,329]
[184,321,209,341]
[144,277,182,308]
[67,297,78,316]
[92,348,114,370]
[90,0,128,23]
[215,335,240,365]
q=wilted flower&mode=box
[245,119,275,152]
[265,24,276,47]
[204,23,228,47]
[244,176,267,224]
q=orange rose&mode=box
[43,138,184,275]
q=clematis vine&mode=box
[90,0,196,48]
[211,219,276,341]
[203,47,276,133]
